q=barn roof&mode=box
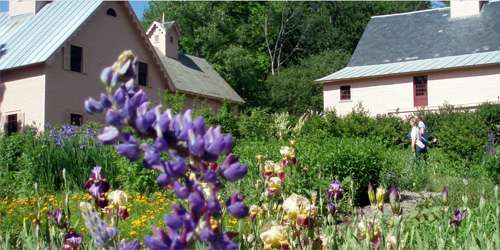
[317,1,500,82]
[156,50,244,104]
[0,0,101,70]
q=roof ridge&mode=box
[372,7,449,19]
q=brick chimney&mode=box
[146,19,180,59]
[450,0,487,19]
[9,0,51,16]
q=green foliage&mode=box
[432,111,488,161]
[483,153,500,184]
[264,50,350,114]
[237,108,272,140]
[142,1,429,110]
[234,137,386,205]
[477,102,500,129]
[159,90,186,113]
[16,133,120,195]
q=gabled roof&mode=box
[0,0,176,91]
[145,21,181,38]
[318,1,500,82]
[0,0,101,70]
[155,49,244,104]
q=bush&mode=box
[237,108,273,140]
[234,137,387,205]
[477,103,500,129]
[433,111,488,161]
[483,153,500,184]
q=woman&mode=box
[410,117,427,161]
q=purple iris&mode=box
[450,208,467,226]
[62,230,83,250]
[328,179,343,201]
[83,166,110,208]
[47,208,64,227]
[328,202,337,214]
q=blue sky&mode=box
[0,0,149,20]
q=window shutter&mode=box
[63,44,70,70]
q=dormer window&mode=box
[106,8,117,17]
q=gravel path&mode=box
[358,190,441,217]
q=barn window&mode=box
[70,113,83,126]
[340,85,351,101]
[70,45,83,73]
[137,61,148,86]
[6,114,18,135]
[106,8,117,17]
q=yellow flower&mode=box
[260,225,288,249]
[108,190,128,206]
[249,205,263,219]
[279,146,295,160]
[266,177,282,194]
[282,194,311,220]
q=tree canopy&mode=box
[142,1,430,111]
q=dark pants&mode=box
[415,145,427,161]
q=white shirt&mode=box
[411,126,425,148]
[417,121,426,133]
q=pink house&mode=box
[0,0,243,133]
[317,0,500,116]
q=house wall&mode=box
[45,1,170,126]
[0,65,46,130]
[323,64,500,116]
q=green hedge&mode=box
[233,137,388,205]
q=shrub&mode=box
[477,103,500,129]
[483,153,500,184]
[237,108,273,140]
[234,137,387,205]
[433,111,488,161]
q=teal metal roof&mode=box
[316,50,500,82]
[156,49,244,104]
[0,0,102,70]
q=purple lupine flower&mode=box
[80,202,117,247]
[85,50,250,249]
[117,239,141,250]
[84,97,103,114]
[450,208,467,226]
[116,134,140,160]
[219,154,248,182]
[328,179,343,201]
[62,230,83,250]
[144,227,173,249]
[106,110,122,127]
[226,193,249,219]
[98,126,119,144]
[47,208,64,227]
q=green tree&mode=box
[142,1,430,110]
[264,50,350,114]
